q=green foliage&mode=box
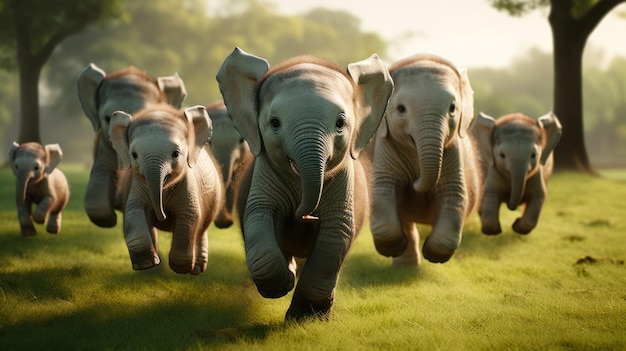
[0,165,625,350]
[0,0,125,70]
[488,0,550,16]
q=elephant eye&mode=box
[335,114,346,132]
[131,151,138,160]
[396,104,406,115]
[171,150,180,159]
[499,152,505,159]
[449,102,456,115]
[33,165,39,171]
[239,138,245,144]
[105,115,111,124]
[270,116,281,130]
[530,152,537,159]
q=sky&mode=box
[274,0,626,69]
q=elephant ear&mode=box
[347,54,394,159]
[216,47,269,157]
[471,112,496,166]
[457,67,475,138]
[157,73,187,108]
[77,63,106,132]
[537,111,563,165]
[184,105,212,168]
[109,111,132,168]
[44,144,63,175]
[8,141,20,175]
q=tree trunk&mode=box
[17,58,42,143]
[549,0,626,174]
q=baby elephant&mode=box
[9,142,69,236]
[471,112,562,235]
[109,104,223,275]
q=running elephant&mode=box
[217,47,393,321]
[77,63,187,228]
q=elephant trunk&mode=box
[412,119,445,192]
[507,164,528,210]
[292,135,326,222]
[145,163,168,221]
[15,171,33,205]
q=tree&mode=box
[489,0,626,173]
[0,0,123,143]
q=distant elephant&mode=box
[9,142,70,236]
[108,104,223,275]
[205,100,253,228]
[216,48,393,321]
[370,53,481,266]
[77,63,187,228]
[470,112,562,235]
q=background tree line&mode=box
[1,0,625,167]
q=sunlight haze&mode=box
[276,0,626,68]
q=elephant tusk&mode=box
[289,159,300,175]
[300,214,319,221]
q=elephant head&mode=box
[473,112,562,210]
[217,47,393,221]
[378,54,474,192]
[205,100,252,228]
[77,63,187,227]
[109,104,213,221]
[78,63,187,138]
[9,142,63,205]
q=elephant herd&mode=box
[8,47,562,322]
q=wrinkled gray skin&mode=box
[9,142,69,236]
[370,54,481,266]
[109,104,223,275]
[205,100,253,228]
[217,48,393,321]
[471,112,562,235]
[77,63,187,228]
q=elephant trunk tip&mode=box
[155,209,167,222]
[412,175,439,192]
[506,201,519,211]
[295,207,319,222]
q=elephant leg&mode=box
[17,203,36,236]
[124,202,160,270]
[215,186,236,228]
[46,211,61,234]
[370,188,408,257]
[32,197,52,224]
[480,192,502,235]
[285,228,347,321]
[513,183,546,234]
[392,222,420,266]
[191,230,209,275]
[169,219,198,274]
[423,199,465,263]
[244,211,294,299]
[84,167,117,228]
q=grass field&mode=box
[0,164,624,350]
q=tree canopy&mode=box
[488,0,626,173]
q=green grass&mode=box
[0,165,624,350]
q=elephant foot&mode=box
[512,218,535,235]
[32,211,47,224]
[248,256,295,298]
[21,225,37,237]
[46,215,61,234]
[214,212,234,229]
[87,211,117,228]
[481,222,502,235]
[285,291,333,322]
[372,232,408,258]
[130,250,161,270]
[422,236,456,263]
